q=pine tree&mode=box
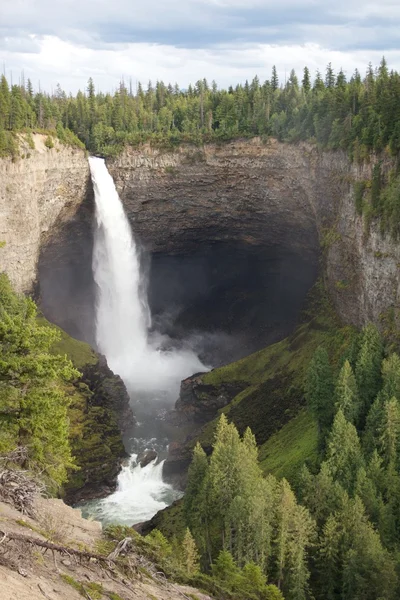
[305,346,334,436]
[302,67,311,94]
[0,75,11,129]
[184,442,209,558]
[0,275,78,485]
[271,66,279,91]
[325,63,335,88]
[355,323,383,424]
[325,410,363,492]
[274,479,314,599]
[211,549,240,583]
[318,514,342,600]
[181,528,200,575]
[334,360,360,424]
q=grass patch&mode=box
[37,317,97,368]
[60,574,104,599]
[60,574,86,596]
[259,409,319,483]
[196,316,354,451]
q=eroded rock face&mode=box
[2,137,400,339]
[326,157,400,328]
[108,140,400,331]
[173,373,245,424]
[0,135,90,295]
[64,353,134,504]
[108,139,320,258]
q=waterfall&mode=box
[79,455,179,525]
[89,156,205,398]
[87,157,204,524]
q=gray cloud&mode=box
[2,0,400,50]
[1,0,399,92]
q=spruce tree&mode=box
[302,66,311,94]
[305,346,334,436]
[181,528,200,575]
[334,360,360,424]
[271,65,279,91]
[325,410,364,492]
[355,323,383,424]
[0,275,78,485]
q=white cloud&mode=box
[1,0,399,92]
[2,35,400,93]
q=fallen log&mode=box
[0,528,110,563]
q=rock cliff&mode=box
[2,136,398,342]
[0,134,90,295]
[108,139,400,330]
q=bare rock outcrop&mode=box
[0,134,90,295]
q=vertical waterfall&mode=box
[89,156,205,397]
[86,156,204,524]
[90,156,149,383]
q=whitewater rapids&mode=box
[85,157,206,524]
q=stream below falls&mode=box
[78,157,207,526]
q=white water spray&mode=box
[90,156,205,397]
[80,455,180,525]
[88,157,205,524]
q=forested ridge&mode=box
[180,324,400,599]
[1,58,400,161]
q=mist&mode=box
[90,156,207,403]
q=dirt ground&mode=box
[0,499,213,600]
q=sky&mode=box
[1,0,400,94]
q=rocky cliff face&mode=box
[326,157,400,328]
[108,140,400,331]
[2,136,397,342]
[0,134,90,295]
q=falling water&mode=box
[90,156,205,396]
[87,156,205,524]
[79,455,179,525]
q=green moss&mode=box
[144,500,186,541]
[60,574,86,596]
[37,317,97,368]
[188,282,356,464]
[60,575,104,600]
[259,409,319,482]
[335,279,350,290]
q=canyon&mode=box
[2,135,398,341]
[1,133,400,497]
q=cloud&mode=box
[2,35,400,94]
[1,0,399,92]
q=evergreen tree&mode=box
[325,410,363,492]
[184,442,209,558]
[355,323,383,424]
[0,274,78,485]
[334,360,360,424]
[302,67,311,94]
[271,66,279,91]
[181,528,200,575]
[305,346,334,436]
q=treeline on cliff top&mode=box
[1,58,400,159]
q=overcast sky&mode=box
[1,0,400,93]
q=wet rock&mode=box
[138,450,157,468]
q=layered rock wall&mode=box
[0,134,90,294]
[1,136,400,335]
[109,140,400,329]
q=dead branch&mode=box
[0,464,45,517]
[107,537,132,560]
[0,528,112,564]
